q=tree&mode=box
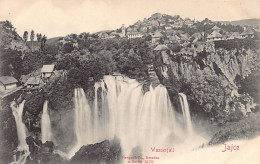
[30,30,35,42]
[23,31,28,42]
[41,35,47,51]
[63,42,74,53]
[36,33,42,42]
[3,20,13,30]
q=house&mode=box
[191,33,204,42]
[151,20,160,27]
[159,22,167,26]
[211,25,221,32]
[168,35,181,43]
[152,31,163,43]
[0,76,18,91]
[127,32,143,39]
[228,32,241,40]
[240,28,254,38]
[140,26,148,33]
[25,77,40,88]
[98,32,109,39]
[179,33,190,41]
[165,26,172,30]
[154,44,168,51]
[41,65,55,80]
[206,31,224,41]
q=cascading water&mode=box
[68,88,93,158]
[41,100,53,143]
[69,75,183,158]
[179,93,193,136]
[10,100,30,164]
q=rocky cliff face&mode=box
[154,40,260,120]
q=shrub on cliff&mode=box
[0,47,23,79]
[187,71,228,118]
[236,67,260,103]
[214,39,259,51]
[208,115,260,145]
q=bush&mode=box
[214,39,259,51]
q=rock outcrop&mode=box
[71,138,121,164]
[154,40,260,120]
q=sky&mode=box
[0,0,259,38]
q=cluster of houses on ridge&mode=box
[98,23,255,44]
[96,13,257,45]
[0,64,56,95]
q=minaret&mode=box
[122,24,125,37]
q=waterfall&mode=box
[41,100,53,143]
[11,100,30,164]
[179,93,193,136]
[69,75,180,158]
[68,88,92,158]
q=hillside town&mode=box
[95,13,258,43]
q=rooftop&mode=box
[207,31,223,38]
[154,44,168,51]
[41,64,55,73]
[240,28,254,35]
[26,77,40,85]
[0,76,18,85]
[152,31,163,38]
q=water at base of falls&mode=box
[10,101,30,164]
[68,75,205,159]
[41,100,53,143]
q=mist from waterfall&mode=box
[68,75,191,158]
[41,100,53,143]
[10,100,30,164]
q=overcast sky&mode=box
[0,0,259,38]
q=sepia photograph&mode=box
[0,0,260,163]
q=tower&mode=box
[122,24,125,37]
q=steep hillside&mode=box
[0,21,29,52]
[219,19,260,27]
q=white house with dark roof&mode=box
[152,31,163,43]
[41,64,55,79]
[240,28,254,38]
[0,76,18,91]
[26,77,41,88]
[206,31,224,41]
[127,32,143,39]
[228,32,241,40]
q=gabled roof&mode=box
[240,28,254,35]
[152,31,163,38]
[127,32,143,35]
[207,31,223,38]
[212,25,221,30]
[229,32,241,39]
[169,35,180,41]
[26,77,40,85]
[0,76,18,85]
[41,65,55,73]
[192,32,203,38]
[154,44,168,51]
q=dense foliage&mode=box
[214,38,259,51]
[56,37,154,82]
[0,47,23,79]
[236,67,260,103]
